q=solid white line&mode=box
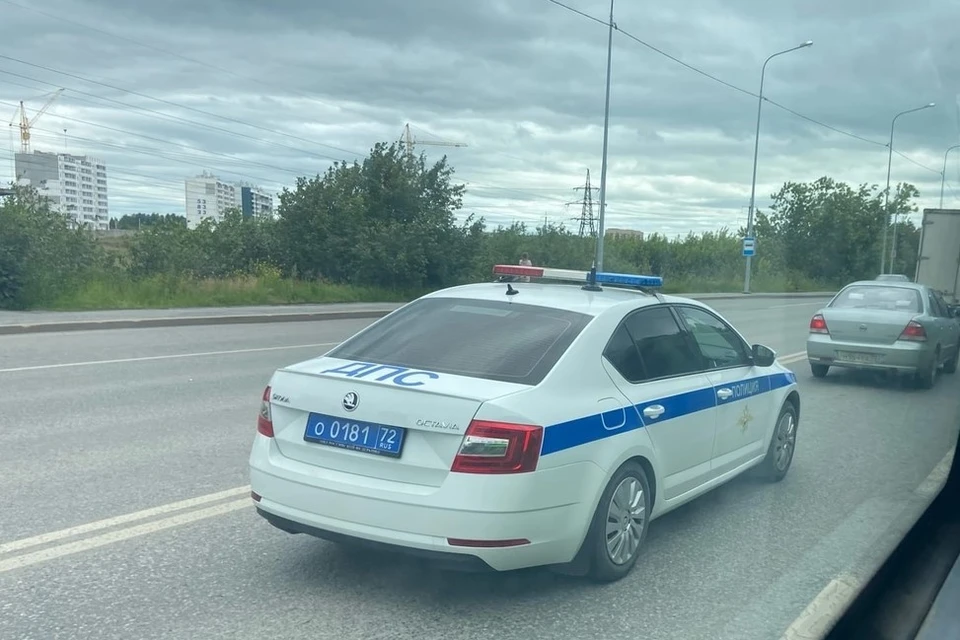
[780,572,862,640]
[0,498,252,574]
[0,485,250,555]
[0,342,338,373]
[778,351,807,365]
[765,301,829,310]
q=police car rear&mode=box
[249,274,608,572]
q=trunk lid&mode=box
[820,308,918,344]
[268,356,529,487]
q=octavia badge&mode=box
[342,392,359,412]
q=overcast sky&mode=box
[1,0,958,235]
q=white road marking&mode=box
[0,342,338,373]
[0,498,251,574]
[765,301,829,310]
[778,351,807,364]
[0,485,251,555]
[780,572,862,640]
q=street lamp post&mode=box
[743,41,813,294]
[593,0,615,273]
[880,102,935,274]
[940,144,960,209]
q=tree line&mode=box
[0,141,922,309]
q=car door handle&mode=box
[643,405,665,420]
[717,388,733,400]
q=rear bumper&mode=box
[806,334,932,373]
[249,436,602,572]
[256,508,495,572]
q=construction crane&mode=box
[400,123,466,159]
[13,88,64,154]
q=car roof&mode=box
[845,280,926,292]
[424,281,699,317]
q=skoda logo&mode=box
[342,392,359,412]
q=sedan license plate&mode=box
[303,413,405,458]
[836,351,882,364]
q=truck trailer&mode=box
[915,208,960,306]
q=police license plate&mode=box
[303,413,405,458]
[836,351,882,364]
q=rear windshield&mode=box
[830,285,922,313]
[327,297,593,385]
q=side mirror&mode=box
[752,344,777,367]
[951,306,960,318]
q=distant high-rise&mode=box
[14,151,109,230]
[240,184,274,220]
[185,173,274,228]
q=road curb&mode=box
[0,309,393,336]
[0,292,835,336]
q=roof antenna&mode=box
[582,262,602,292]
[505,283,519,296]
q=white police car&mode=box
[249,265,800,582]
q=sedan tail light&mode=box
[451,420,543,474]
[898,320,927,341]
[809,314,829,334]
[257,386,275,437]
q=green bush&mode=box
[0,143,925,311]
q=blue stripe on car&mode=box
[540,371,796,456]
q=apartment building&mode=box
[185,173,274,228]
[14,151,109,230]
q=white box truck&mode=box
[915,208,960,305]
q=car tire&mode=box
[756,401,798,482]
[583,461,651,583]
[944,346,959,375]
[810,363,829,378]
[915,348,940,389]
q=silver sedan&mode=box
[805,281,960,388]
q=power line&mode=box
[892,149,941,175]
[0,0,367,124]
[1,0,542,177]
[544,0,905,151]
[0,100,300,182]
[0,53,363,159]
[18,123,285,187]
[3,70,587,211]
[0,69,349,163]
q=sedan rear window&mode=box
[327,297,593,385]
[830,285,922,313]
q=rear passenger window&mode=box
[604,325,646,382]
[603,307,703,382]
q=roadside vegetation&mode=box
[0,142,923,310]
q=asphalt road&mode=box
[1,297,957,640]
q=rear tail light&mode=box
[898,320,927,341]
[451,420,543,474]
[257,386,274,437]
[809,314,829,334]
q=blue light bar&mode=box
[594,271,663,288]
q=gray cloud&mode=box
[1,0,959,236]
